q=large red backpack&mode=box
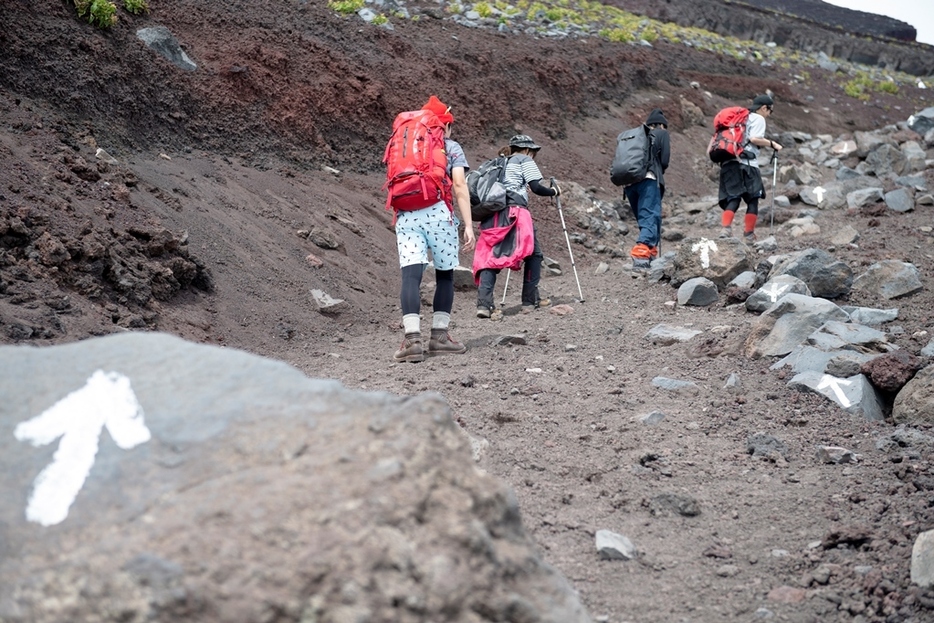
[382,109,451,213]
[707,106,750,163]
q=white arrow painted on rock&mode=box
[14,370,151,526]
[814,186,825,204]
[763,282,790,302]
[691,238,719,269]
[817,375,853,408]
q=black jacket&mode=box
[647,128,670,194]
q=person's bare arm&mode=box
[749,136,782,151]
[450,167,475,251]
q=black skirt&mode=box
[718,160,765,208]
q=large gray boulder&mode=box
[669,236,751,288]
[893,364,934,425]
[853,260,923,300]
[866,143,909,177]
[769,248,853,299]
[0,333,591,623]
[907,107,934,136]
[745,293,850,358]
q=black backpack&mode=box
[467,156,510,221]
[610,125,651,187]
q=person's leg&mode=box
[432,268,455,327]
[394,211,431,362]
[395,262,426,362]
[521,227,544,308]
[476,269,498,314]
[639,180,662,249]
[720,198,740,237]
[718,162,745,238]
[626,181,653,268]
[744,199,760,239]
[429,268,466,354]
[741,167,764,240]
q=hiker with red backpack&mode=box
[473,134,560,319]
[384,95,475,363]
[714,94,782,242]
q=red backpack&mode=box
[707,106,750,164]
[382,109,451,213]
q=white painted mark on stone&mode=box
[763,283,790,302]
[817,375,853,408]
[814,186,825,204]
[14,370,151,526]
[691,238,718,269]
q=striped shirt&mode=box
[502,154,544,207]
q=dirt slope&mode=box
[2,1,934,622]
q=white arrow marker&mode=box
[691,238,719,269]
[763,282,790,302]
[14,370,151,526]
[817,375,853,408]
[814,186,825,204]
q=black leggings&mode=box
[723,197,759,215]
[400,264,454,315]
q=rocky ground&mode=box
[2,0,934,621]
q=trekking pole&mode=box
[551,178,584,302]
[769,152,778,237]
[501,269,510,305]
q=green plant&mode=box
[842,71,873,100]
[328,0,364,14]
[474,1,492,18]
[544,7,563,21]
[641,26,658,43]
[123,0,148,15]
[600,28,634,43]
[876,81,899,94]
[526,2,547,20]
[371,13,388,25]
[74,0,118,28]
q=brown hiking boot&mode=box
[393,333,425,363]
[428,329,467,355]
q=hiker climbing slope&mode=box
[384,95,475,363]
[473,134,560,319]
[621,108,670,271]
[717,94,782,242]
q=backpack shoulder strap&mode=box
[499,155,511,181]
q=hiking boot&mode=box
[631,242,652,261]
[428,329,467,355]
[393,333,425,363]
[632,258,651,272]
[648,246,659,260]
[476,306,491,319]
[718,226,732,239]
[521,297,550,313]
[744,231,757,243]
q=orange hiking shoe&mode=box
[648,245,659,259]
[631,243,652,260]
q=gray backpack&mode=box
[467,155,510,221]
[610,125,651,187]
